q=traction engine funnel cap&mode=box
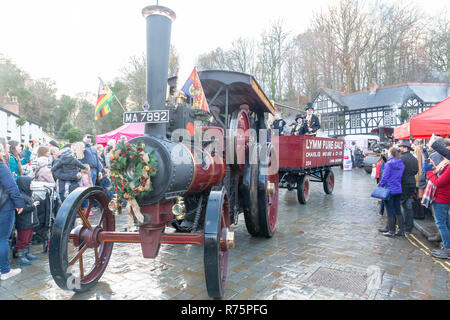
[142,5,176,21]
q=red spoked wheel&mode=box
[323,169,335,195]
[204,188,232,299]
[49,187,115,292]
[297,175,310,205]
[258,143,279,238]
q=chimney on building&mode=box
[369,83,378,94]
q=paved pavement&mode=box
[1,168,449,300]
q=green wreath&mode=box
[109,140,157,201]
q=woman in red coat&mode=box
[424,158,450,259]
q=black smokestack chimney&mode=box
[142,5,176,139]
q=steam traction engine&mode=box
[48,5,279,299]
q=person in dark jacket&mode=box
[0,143,24,280]
[303,103,321,136]
[271,113,287,136]
[378,147,405,237]
[52,147,86,202]
[81,135,103,186]
[398,140,419,235]
[291,115,306,136]
[15,177,40,266]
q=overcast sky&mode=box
[0,0,448,99]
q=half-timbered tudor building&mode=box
[310,83,450,137]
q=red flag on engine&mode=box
[181,67,210,114]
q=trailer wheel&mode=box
[49,187,115,293]
[297,175,310,205]
[323,170,335,195]
[204,188,231,299]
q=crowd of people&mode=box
[373,135,450,260]
[0,134,117,280]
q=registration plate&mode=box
[123,110,170,124]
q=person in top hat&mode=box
[303,103,321,136]
[291,114,306,136]
[398,140,418,235]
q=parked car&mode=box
[362,142,390,174]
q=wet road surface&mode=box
[1,168,449,300]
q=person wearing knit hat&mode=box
[51,147,87,202]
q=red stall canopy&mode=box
[410,97,450,138]
[394,122,410,140]
[96,123,145,146]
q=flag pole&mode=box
[114,95,127,112]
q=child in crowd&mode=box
[51,147,87,202]
[80,165,93,188]
[15,177,40,266]
[34,156,55,184]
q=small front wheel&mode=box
[204,188,231,299]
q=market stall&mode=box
[96,123,145,146]
[394,122,410,140]
[410,97,450,138]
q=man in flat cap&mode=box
[303,103,321,136]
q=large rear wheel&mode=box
[242,143,261,236]
[258,143,279,238]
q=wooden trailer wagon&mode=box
[277,136,344,204]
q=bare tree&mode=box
[259,19,290,100]
[228,37,258,74]
[424,9,450,80]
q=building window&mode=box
[383,110,394,126]
[351,114,361,128]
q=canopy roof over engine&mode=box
[198,70,275,116]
